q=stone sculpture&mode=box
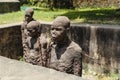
[23,21,42,65]
[21,8,35,44]
[49,16,82,76]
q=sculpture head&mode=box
[51,16,70,43]
[27,21,40,37]
[25,8,34,22]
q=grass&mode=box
[0,7,120,25]
[83,65,120,80]
[97,73,120,80]
[0,11,24,24]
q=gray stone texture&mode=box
[0,56,83,80]
[0,0,19,2]
[0,0,20,13]
[70,24,120,73]
[0,23,23,60]
[0,23,120,74]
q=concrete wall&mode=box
[70,24,120,74]
[0,23,120,74]
[0,23,23,59]
[0,0,20,13]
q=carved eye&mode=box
[25,14,31,17]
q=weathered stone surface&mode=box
[0,23,23,59]
[0,23,120,74]
[95,25,120,73]
[0,0,19,2]
[0,0,20,13]
[0,56,83,80]
[71,24,120,73]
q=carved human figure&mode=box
[21,8,35,44]
[23,21,48,66]
[49,16,82,76]
[23,21,41,65]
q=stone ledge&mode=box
[1,22,120,29]
[0,23,21,29]
[0,0,19,2]
[0,56,84,80]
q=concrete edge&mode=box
[0,22,120,29]
[0,0,20,2]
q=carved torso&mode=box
[23,37,42,65]
[49,41,82,76]
[21,19,35,44]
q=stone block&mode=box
[0,23,23,59]
[0,56,83,80]
[0,0,20,13]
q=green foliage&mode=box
[21,0,120,9]
[29,0,34,5]
[103,68,110,76]
[83,65,120,80]
[97,72,120,80]
[21,0,48,8]
[110,73,120,80]
[18,56,25,61]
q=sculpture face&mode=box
[50,16,82,76]
[25,13,32,22]
[51,16,70,43]
[27,28,37,37]
[24,8,34,22]
[51,25,66,42]
[26,21,40,37]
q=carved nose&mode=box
[51,29,56,34]
[51,31,56,37]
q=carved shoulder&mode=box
[68,41,82,52]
